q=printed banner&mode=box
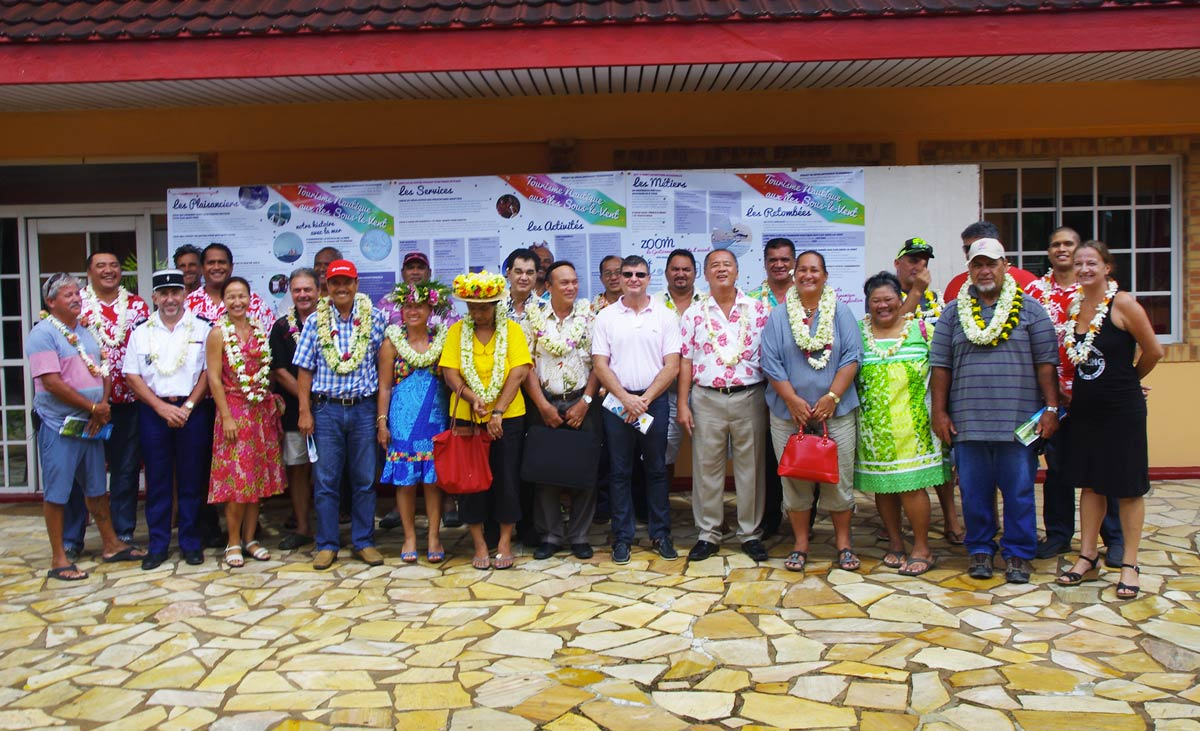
[167,181,399,313]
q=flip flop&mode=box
[945,530,965,546]
[493,553,514,570]
[472,555,491,570]
[47,564,88,581]
[784,550,807,572]
[882,550,905,569]
[400,551,418,564]
[426,550,446,564]
[102,546,145,563]
[836,548,861,572]
[899,554,936,576]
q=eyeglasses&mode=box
[621,271,648,279]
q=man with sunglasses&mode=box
[592,256,682,563]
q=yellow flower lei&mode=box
[784,285,837,370]
[316,293,373,375]
[1063,279,1119,365]
[956,274,1022,347]
[220,315,272,403]
[906,288,942,322]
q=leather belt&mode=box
[544,389,585,402]
[313,393,376,406]
[699,382,760,395]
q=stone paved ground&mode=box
[1,481,1198,731]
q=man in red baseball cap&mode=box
[293,258,389,569]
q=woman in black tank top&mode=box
[1056,241,1164,600]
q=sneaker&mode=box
[612,542,631,565]
[533,542,562,560]
[968,552,994,579]
[1005,557,1031,584]
[378,511,402,531]
[652,537,679,561]
[64,546,81,562]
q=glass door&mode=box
[13,216,152,496]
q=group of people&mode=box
[31,222,1162,599]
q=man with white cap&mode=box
[123,269,213,570]
[930,238,1060,584]
[295,259,388,570]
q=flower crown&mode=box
[453,271,507,302]
[387,279,452,313]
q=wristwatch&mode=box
[1044,406,1059,415]
[826,391,841,405]
[184,400,195,411]
[491,409,504,417]
[581,394,594,405]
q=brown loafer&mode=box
[354,546,384,566]
[313,549,337,570]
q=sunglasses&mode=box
[621,271,649,279]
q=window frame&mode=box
[980,155,1182,343]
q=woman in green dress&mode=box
[855,272,951,576]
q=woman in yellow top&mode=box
[440,271,533,570]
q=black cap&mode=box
[896,237,935,260]
[152,269,185,291]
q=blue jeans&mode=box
[141,400,213,555]
[313,398,377,552]
[1041,418,1124,548]
[603,393,671,544]
[955,440,1038,561]
[63,402,142,549]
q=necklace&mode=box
[698,295,751,367]
[784,285,837,369]
[663,291,699,314]
[526,299,592,357]
[286,308,304,345]
[221,315,272,403]
[957,275,1023,347]
[1063,279,1119,365]
[146,315,195,375]
[861,317,908,360]
[316,294,373,374]
[41,312,107,377]
[386,323,448,369]
[906,289,942,322]
[82,286,133,348]
[461,315,509,406]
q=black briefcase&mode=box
[520,424,602,491]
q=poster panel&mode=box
[626,168,867,313]
[392,173,626,301]
[167,181,398,312]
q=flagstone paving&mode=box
[1,480,1198,730]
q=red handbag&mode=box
[432,387,493,495]
[777,422,840,484]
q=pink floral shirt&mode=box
[185,288,275,330]
[1024,273,1078,396]
[680,290,769,389]
[81,291,149,404]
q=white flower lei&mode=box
[1063,279,1119,366]
[699,295,751,367]
[861,317,908,360]
[82,285,133,348]
[146,315,195,376]
[385,323,448,369]
[221,315,272,403]
[957,274,1019,346]
[785,285,837,370]
[462,311,509,406]
[525,299,592,357]
[316,293,373,375]
[286,308,302,345]
[41,312,107,377]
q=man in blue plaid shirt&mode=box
[295,260,388,570]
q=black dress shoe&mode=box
[141,552,168,571]
[687,540,719,562]
[742,540,769,562]
[182,550,204,566]
[442,510,463,528]
[202,534,226,549]
[1035,538,1070,559]
[571,543,594,560]
[534,542,562,560]
[279,532,314,551]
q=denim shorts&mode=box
[38,424,107,505]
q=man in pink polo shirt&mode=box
[592,255,682,564]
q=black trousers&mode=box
[459,416,525,526]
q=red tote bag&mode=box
[432,387,493,495]
[777,422,839,485]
